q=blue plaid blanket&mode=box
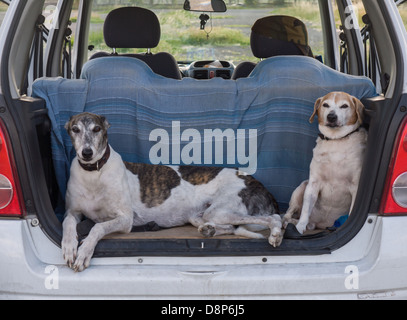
[32,56,377,218]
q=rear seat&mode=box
[32,56,377,213]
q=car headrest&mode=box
[250,15,313,58]
[104,7,161,49]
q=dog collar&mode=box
[78,144,111,172]
[318,128,360,141]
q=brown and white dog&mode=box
[283,92,367,234]
[61,112,282,272]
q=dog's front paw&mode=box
[295,222,307,235]
[62,236,78,269]
[72,240,96,272]
[268,226,283,247]
[198,223,216,238]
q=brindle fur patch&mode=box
[178,166,224,185]
[237,174,280,215]
[124,162,181,208]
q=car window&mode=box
[0,1,8,27]
[85,0,325,65]
[43,0,61,29]
[398,1,407,27]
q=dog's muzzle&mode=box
[78,145,111,172]
[327,112,338,127]
[81,148,93,161]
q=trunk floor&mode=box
[103,225,321,240]
[104,225,266,240]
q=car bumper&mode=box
[0,215,406,299]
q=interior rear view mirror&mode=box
[183,0,227,13]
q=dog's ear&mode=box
[101,116,111,130]
[64,116,74,132]
[352,97,365,125]
[309,98,322,123]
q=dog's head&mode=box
[65,112,110,163]
[309,92,365,139]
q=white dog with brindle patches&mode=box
[283,92,367,234]
[62,112,282,272]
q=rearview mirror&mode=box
[183,0,227,13]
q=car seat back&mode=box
[233,15,313,80]
[90,7,181,80]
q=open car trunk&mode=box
[2,0,406,260]
[29,54,379,257]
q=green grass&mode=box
[179,27,249,46]
[399,3,407,29]
[87,9,253,63]
[270,4,322,27]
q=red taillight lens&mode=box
[381,117,407,215]
[0,121,23,216]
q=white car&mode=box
[1,0,407,299]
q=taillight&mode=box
[0,120,23,216]
[380,117,407,215]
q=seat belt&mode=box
[32,14,46,80]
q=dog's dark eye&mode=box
[340,104,349,109]
[72,126,80,134]
[93,126,101,133]
[323,103,330,108]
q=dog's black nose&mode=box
[327,112,338,124]
[82,148,93,160]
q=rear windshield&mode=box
[81,0,324,65]
[0,1,8,27]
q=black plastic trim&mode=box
[338,0,364,76]
[45,0,74,77]
[74,0,93,79]
[93,238,331,258]
[318,0,337,70]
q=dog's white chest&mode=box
[68,180,111,222]
[312,132,366,178]
[66,157,132,222]
[309,131,366,225]
[77,186,111,221]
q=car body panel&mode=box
[1,215,407,299]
